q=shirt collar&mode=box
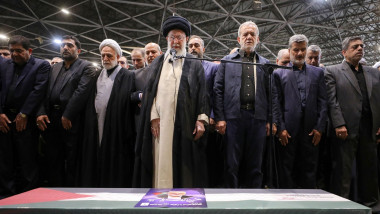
[239,49,256,59]
[345,61,363,73]
[290,62,306,72]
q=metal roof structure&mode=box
[0,0,379,66]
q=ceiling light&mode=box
[61,9,70,14]
[53,39,62,44]
[93,62,98,67]
[0,34,8,40]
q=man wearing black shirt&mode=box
[325,36,380,208]
[0,35,49,198]
[36,35,98,187]
[214,21,277,188]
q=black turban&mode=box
[162,16,191,37]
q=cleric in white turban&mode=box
[78,38,136,187]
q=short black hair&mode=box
[8,35,31,50]
[0,46,9,50]
[62,35,81,49]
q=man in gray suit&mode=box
[131,43,162,129]
[325,36,380,207]
[36,35,98,187]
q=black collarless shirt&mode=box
[239,49,257,105]
[106,66,117,77]
[346,61,371,120]
[293,63,307,108]
[50,63,70,105]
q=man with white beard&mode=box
[133,16,209,188]
[214,21,277,188]
[78,39,136,187]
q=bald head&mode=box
[144,43,162,65]
[276,49,290,66]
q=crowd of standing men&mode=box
[0,16,380,210]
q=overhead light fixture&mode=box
[252,0,262,10]
[61,9,70,14]
[53,39,62,44]
[92,62,98,67]
[0,34,8,40]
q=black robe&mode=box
[133,53,210,188]
[78,68,136,187]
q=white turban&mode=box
[99,39,122,57]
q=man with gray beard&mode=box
[134,16,209,188]
[274,34,327,189]
[77,39,136,187]
[214,21,277,188]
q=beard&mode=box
[190,51,202,58]
[102,58,118,70]
[290,54,305,66]
[168,40,187,56]
[240,38,257,53]
[61,51,77,61]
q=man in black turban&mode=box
[133,16,209,188]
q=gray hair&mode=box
[288,34,308,48]
[145,42,161,52]
[277,49,288,60]
[307,45,322,56]
[189,35,204,47]
[131,48,145,58]
[238,21,259,37]
[342,36,363,51]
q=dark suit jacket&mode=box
[37,58,98,120]
[0,56,50,116]
[274,63,327,137]
[325,62,380,140]
[213,49,273,122]
[131,67,150,103]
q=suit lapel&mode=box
[304,65,311,99]
[341,62,361,95]
[363,67,372,99]
[59,59,80,93]
[4,61,13,91]
[288,68,301,101]
[49,62,62,92]
[16,56,35,88]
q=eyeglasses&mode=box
[118,61,126,64]
[188,43,201,48]
[351,44,364,49]
[0,52,10,57]
[60,42,75,48]
[168,35,185,41]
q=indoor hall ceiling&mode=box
[0,0,379,66]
